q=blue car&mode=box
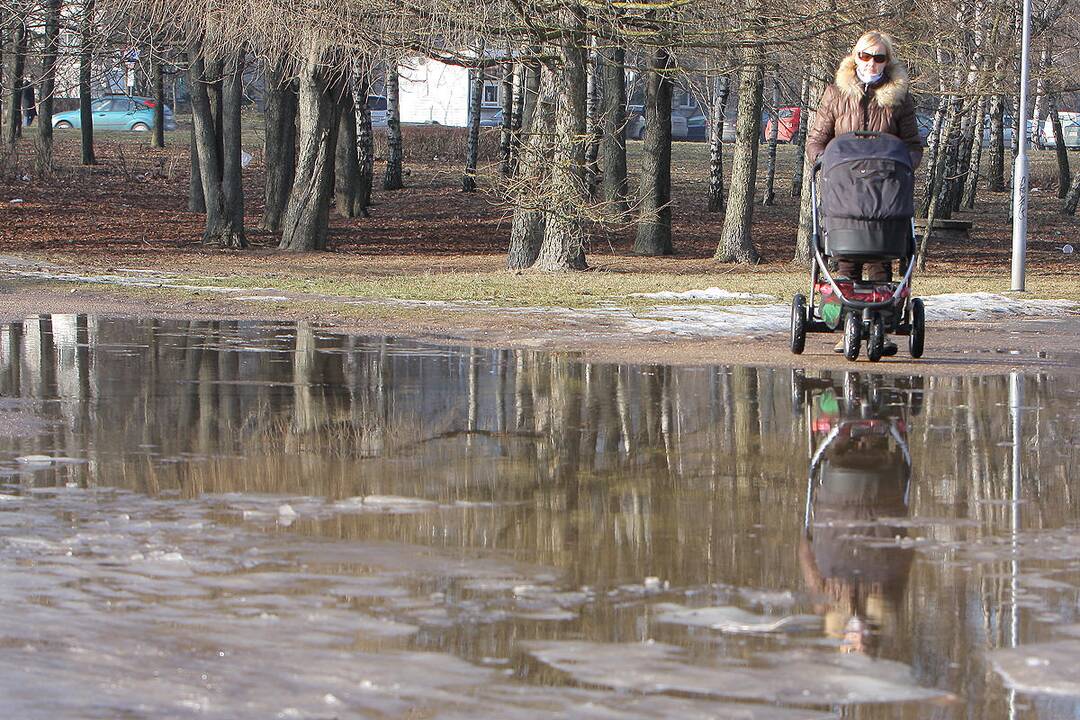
[52,95,177,132]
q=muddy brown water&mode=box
[2,315,1080,719]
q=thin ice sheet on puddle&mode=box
[990,640,1080,696]
[523,640,950,706]
[654,603,821,634]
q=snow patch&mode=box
[633,287,775,301]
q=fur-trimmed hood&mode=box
[836,56,910,108]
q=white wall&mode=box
[397,56,469,127]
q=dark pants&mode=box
[837,260,892,282]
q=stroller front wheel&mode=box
[790,294,807,354]
[843,312,861,361]
[867,316,885,362]
[909,298,925,358]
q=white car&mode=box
[626,105,689,141]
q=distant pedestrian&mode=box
[22,85,37,127]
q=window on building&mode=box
[482,80,500,107]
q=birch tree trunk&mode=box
[632,46,672,256]
[715,46,763,264]
[280,47,343,251]
[762,72,779,206]
[962,100,986,209]
[790,72,809,199]
[383,62,404,190]
[794,68,825,263]
[261,60,297,231]
[463,65,483,192]
[598,43,628,218]
[707,74,729,212]
[355,65,374,215]
[499,62,514,176]
[987,94,1005,190]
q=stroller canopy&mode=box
[820,132,915,221]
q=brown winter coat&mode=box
[806,56,923,168]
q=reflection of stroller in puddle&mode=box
[795,372,919,655]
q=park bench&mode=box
[913,218,973,243]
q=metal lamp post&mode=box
[1010,0,1034,291]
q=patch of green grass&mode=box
[169,268,1080,309]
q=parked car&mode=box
[763,106,801,142]
[684,113,737,143]
[626,105,689,141]
[1042,111,1080,149]
[52,95,177,132]
[479,109,505,127]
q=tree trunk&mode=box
[762,72,779,206]
[221,50,246,235]
[507,66,551,270]
[354,65,374,215]
[715,53,763,264]
[499,62,514,176]
[632,46,672,256]
[1048,95,1070,200]
[261,60,297,230]
[189,121,204,212]
[962,100,986,209]
[948,104,975,213]
[383,62,403,190]
[1064,173,1080,215]
[79,0,94,165]
[334,70,364,217]
[188,46,245,248]
[987,94,1005,191]
[151,53,165,148]
[598,43,628,218]
[794,66,824,263]
[4,20,26,145]
[790,71,809,198]
[280,48,343,252]
[37,0,61,156]
[463,65,483,192]
[584,38,601,196]
[707,74,730,212]
[533,19,588,272]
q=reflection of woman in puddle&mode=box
[798,384,914,656]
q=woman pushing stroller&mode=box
[806,31,924,356]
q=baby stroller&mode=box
[790,131,925,362]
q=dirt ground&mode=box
[2,130,1079,376]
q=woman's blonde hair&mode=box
[852,31,896,64]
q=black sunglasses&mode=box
[857,51,888,63]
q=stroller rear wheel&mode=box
[867,316,885,362]
[790,294,807,354]
[909,298,925,358]
[843,312,861,361]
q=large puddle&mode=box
[2,315,1080,718]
